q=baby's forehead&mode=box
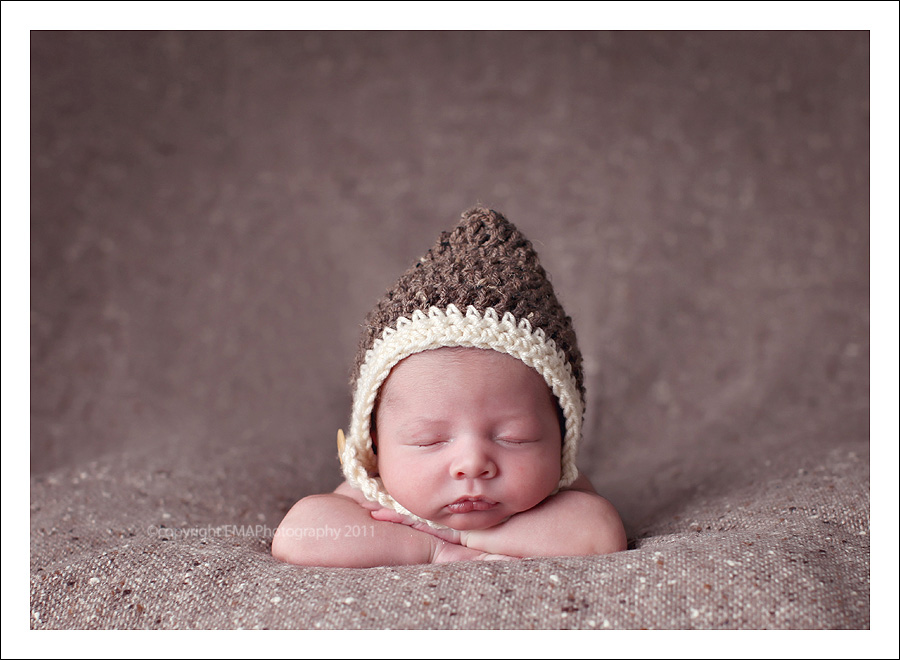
[383,346,517,384]
[393,345,516,368]
[377,346,553,410]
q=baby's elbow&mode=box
[271,523,305,564]
[271,495,337,566]
[569,493,627,556]
[587,517,627,555]
[271,517,312,565]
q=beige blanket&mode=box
[30,30,870,630]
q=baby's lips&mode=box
[447,498,498,513]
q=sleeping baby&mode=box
[273,207,626,566]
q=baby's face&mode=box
[373,347,562,530]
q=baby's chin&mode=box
[423,509,515,531]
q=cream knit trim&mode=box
[341,304,584,529]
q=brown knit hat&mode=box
[340,207,585,527]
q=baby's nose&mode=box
[450,439,497,479]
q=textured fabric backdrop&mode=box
[30,30,869,630]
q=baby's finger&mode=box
[481,553,517,561]
[369,508,408,524]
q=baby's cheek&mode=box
[512,455,561,505]
[378,455,428,506]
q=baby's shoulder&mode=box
[562,473,598,495]
[333,480,382,511]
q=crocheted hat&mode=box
[340,207,585,527]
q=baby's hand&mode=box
[368,506,517,563]
[369,507,462,544]
[431,542,515,564]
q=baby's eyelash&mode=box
[412,438,445,447]
[496,437,538,445]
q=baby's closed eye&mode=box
[404,434,449,448]
[495,436,540,445]
[413,439,447,447]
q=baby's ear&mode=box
[370,428,379,475]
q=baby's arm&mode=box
[461,476,626,558]
[272,482,505,567]
[371,475,626,559]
